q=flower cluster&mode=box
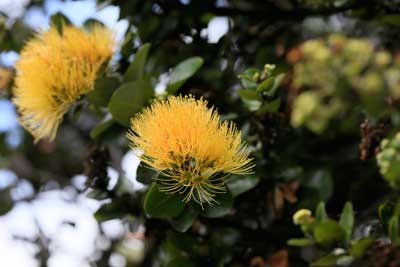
[13,25,114,142]
[128,95,254,205]
[377,133,400,188]
[290,34,400,133]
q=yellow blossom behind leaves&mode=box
[13,25,114,142]
[127,95,254,206]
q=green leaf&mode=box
[170,205,200,232]
[256,77,274,93]
[166,258,194,267]
[311,255,341,267]
[108,79,154,127]
[238,68,259,90]
[50,12,71,34]
[201,190,234,218]
[241,79,258,91]
[379,202,396,231]
[90,118,115,139]
[336,255,353,266]
[258,98,281,113]
[87,77,120,107]
[238,89,262,111]
[313,220,344,246]
[136,164,159,185]
[315,202,328,222]
[256,73,285,97]
[0,189,13,215]
[86,189,109,200]
[339,202,354,246]
[389,216,400,244]
[120,31,134,58]
[144,184,185,219]
[350,237,375,259]
[304,170,333,202]
[287,238,315,247]
[95,202,125,222]
[226,174,259,197]
[124,43,151,81]
[83,18,104,29]
[270,73,285,94]
[166,57,204,94]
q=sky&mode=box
[0,1,229,266]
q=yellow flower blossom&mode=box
[127,96,254,205]
[293,209,312,225]
[13,25,114,142]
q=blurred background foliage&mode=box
[2,0,400,267]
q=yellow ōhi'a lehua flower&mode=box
[127,95,254,206]
[13,24,114,142]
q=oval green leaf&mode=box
[200,190,234,218]
[226,174,259,197]
[108,79,154,127]
[124,43,151,82]
[144,184,185,219]
[166,57,204,94]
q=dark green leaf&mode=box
[226,174,259,197]
[238,89,262,111]
[350,237,375,259]
[144,184,185,219]
[86,189,109,200]
[124,43,151,82]
[108,79,154,127]
[201,190,234,218]
[304,170,333,202]
[95,202,125,222]
[120,31,134,58]
[258,98,281,113]
[287,238,315,246]
[379,202,396,231]
[389,216,400,244]
[90,118,115,139]
[167,57,204,94]
[166,258,194,267]
[50,12,71,34]
[87,77,120,107]
[170,205,200,232]
[315,202,328,222]
[339,202,354,246]
[136,164,159,185]
[0,189,13,215]
[83,18,104,29]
